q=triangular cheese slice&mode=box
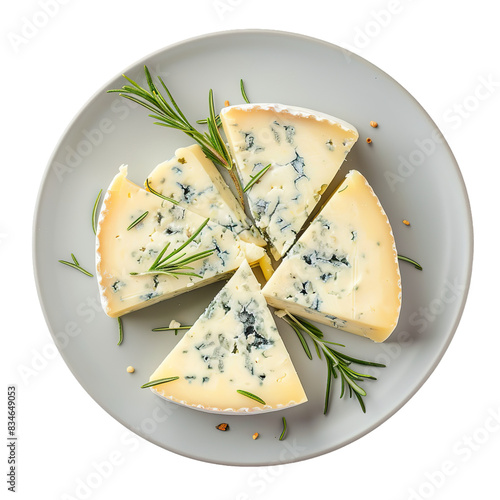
[220,103,358,259]
[147,260,307,413]
[145,144,265,247]
[262,170,401,342]
[96,166,265,318]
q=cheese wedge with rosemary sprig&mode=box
[96,166,266,318]
[220,103,359,259]
[145,144,266,247]
[262,170,401,342]
[147,260,307,413]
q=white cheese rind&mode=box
[220,103,359,259]
[262,170,401,342]
[95,166,265,318]
[148,260,307,414]
[146,144,265,246]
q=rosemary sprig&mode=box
[398,254,423,270]
[130,218,213,278]
[92,189,102,235]
[240,79,250,103]
[127,211,148,231]
[141,376,179,389]
[279,417,287,441]
[108,66,232,171]
[145,178,179,205]
[117,317,124,345]
[108,67,247,206]
[152,325,192,335]
[280,311,385,414]
[58,254,94,277]
[243,163,271,193]
[237,390,266,405]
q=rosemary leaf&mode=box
[398,254,423,270]
[289,322,312,360]
[243,164,272,193]
[127,211,149,231]
[324,361,333,415]
[145,179,179,205]
[58,257,94,277]
[117,317,124,345]
[279,417,287,441]
[152,325,192,334]
[240,79,250,103]
[236,390,266,405]
[92,189,102,235]
[141,376,179,389]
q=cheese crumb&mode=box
[169,320,181,329]
[370,121,378,128]
[403,219,411,226]
[252,432,259,440]
[274,309,287,319]
[126,366,135,373]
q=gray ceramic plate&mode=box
[33,30,473,466]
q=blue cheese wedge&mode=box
[146,144,265,247]
[220,103,359,259]
[148,260,307,413]
[96,166,266,318]
[263,170,401,342]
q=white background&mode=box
[2,1,499,499]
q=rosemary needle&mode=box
[152,325,192,335]
[243,164,271,193]
[398,254,423,270]
[92,189,102,235]
[145,178,179,205]
[279,417,287,441]
[127,211,149,231]
[141,377,179,389]
[240,79,250,103]
[237,390,266,405]
[58,255,94,277]
[117,317,124,345]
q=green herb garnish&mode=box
[279,417,287,441]
[141,376,179,389]
[108,67,246,206]
[92,189,102,235]
[117,317,124,345]
[240,79,250,103]
[280,311,385,414]
[58,254,93,277]
[398,254,423,270]
[236,390,266,405]
[130,218,213,278]
[243,163,271,193]
[152,325,192,335]
[127,211,149,231]
[145,178,179,205]
[108,66,232,170]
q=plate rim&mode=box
[32,28,474,466]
